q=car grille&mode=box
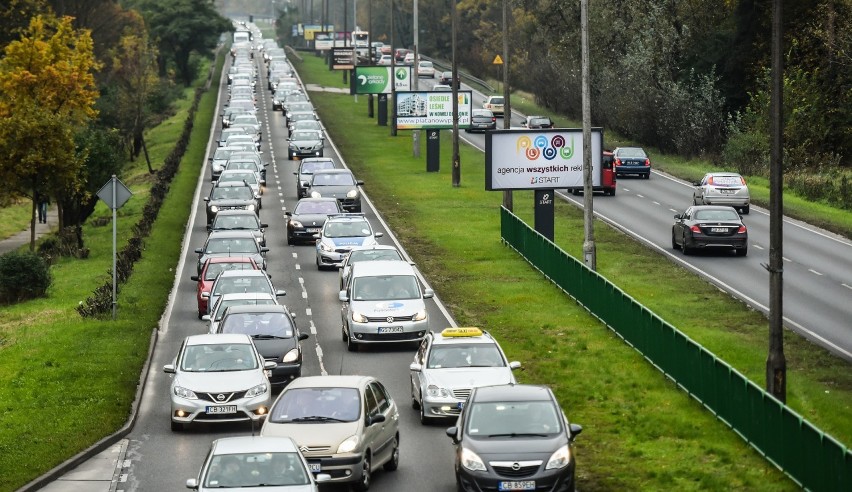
[451,388,471,400]
[300,445,331,455]
[334,247,355,254]
[197,391,248,403]
[359,332,423,341]
[365,314,416,322]
[491,462,542,479]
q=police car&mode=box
[315,214,383,270]
[409,327,521,424]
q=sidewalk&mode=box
[0,206,58,255]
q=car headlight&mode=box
[174,385,198,399]
[352,311,368,323]
[245,383,269,398]
[413,309,427,321]
[212,164,224,172]
[281,348,299,363]
[310,191,322,198]
[290,220,304,228]
[545,444,571,470]
[460,447,486,472]
[209,205,219,213]
[246,204,256,212]
[347,189,359,198]
[337,435,360,454]
[426,384,450,398]
[319,241,334,252]
[289,143,297,150]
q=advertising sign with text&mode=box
[395,91,472,130]
[353,66,411,94]
[332,47,356,70]
[485,129,603,190]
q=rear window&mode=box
[488,97,504,105]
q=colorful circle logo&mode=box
[516,135,574,161]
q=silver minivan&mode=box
[339,261,434,351]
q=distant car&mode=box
[403,52,416,65]
[395,48,411,63]
[377,54,392,66]
[217,170,262,205]
[284,102,316,124]
[195,230,269,274]
[203,181,259,225]
[187,436,329,491]
[222,133,260,152]
[261,375,400,490]
[288,130,325,160]
[289,118,323,137]
[417,60,435,78]
[523,115,554,129]
[693,172,750,214]
[215,305,308,389]
[294,157,336,198]
[230,114,262,141]
[164,333,275,431]
[672,205,748,256]
[205,292,280,334]
[338,244,406,291]
[482,96,504,116]
[432,84,452,92]
[439,71,460,89]
[612,146,651,179]
[190,256,260,318]
[285,197,342,245]
[207,209,268,247]
[307,169,363,212]
[466,109,497,133]
[410,327,521,424]
[204,269,284,317]
[315,214,383,270]
[446,384,583,492]
[209,147,239,181]
[224,157,267,185]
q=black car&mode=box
[285,197,342,245]
[439,71,460,89]
[306,169,363,212]
[294,157,336,198]
[466,109,497,133]
[672,205,748,256]
[284,102,315,124]
[203,181,259,224]
[287,129,325,160]
[207,209,268,247]
[446,384,583,492]
[216,304,309,389]
[524,116,554,129]
[612,146,651,179]
[195,230,268,274]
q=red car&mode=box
[189,256,260,318]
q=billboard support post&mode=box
[377,94,388,126]
[534,189,555,241]
[426,129,440,172]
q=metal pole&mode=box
[451,0,460,186]
[111,175,117,320]
[390,0,397,136]
[368,0,374,117]
[766,0,786,402]
[501,0,512,211]
[412,0,420,157]
[581,0,596,269]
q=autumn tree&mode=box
[0,0,49,48]
[0,15,100,250]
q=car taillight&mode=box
[690,225,702,233]
[737,226,747,233]
[740,176,746,185]
[644,158,651,166]
[491,117,496,122]
[614,158,621,166]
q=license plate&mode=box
[308,463,321,473]
[456,401,464,410]
[720,189,735,194]
[499,481,535,491]
[378,326,403,334]
[206,405,237,414]
[710,227,728,233]
[307,228,320,233]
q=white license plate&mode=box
[499,481,535,491]
[308,463,321,473]
[206,405,237,414]
[378,326,403,334]
[720,189,735,194]
[307,228,320,233]
[710,227,728,233]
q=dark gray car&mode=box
[203,181,259,224]
[285,197,342,245]
[294,158,336,198]
[288,130,325,160]
[195,230,268,274]
[306,169,363,212]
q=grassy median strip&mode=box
[0,56,221,491]
[294,55,850,490]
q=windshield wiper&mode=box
[487,432,549,438]
[290,416,347,422]
[251,334,287,339]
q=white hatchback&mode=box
[693,172,751,214]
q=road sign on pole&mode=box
[492,54,504,65]
[96,175,133,320]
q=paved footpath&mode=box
[0,207,58,255]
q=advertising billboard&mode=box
[352,66,411,94]
[485,129,604,190]
[395,91,472,130]
[332,47,356,70]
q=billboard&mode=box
[352,66,411,94]
[395,91,472,130]
[332,47,356,70]
[485,129,604,190]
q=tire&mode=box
[352,453,371,492]
[346,329,358,352]
[419,393,431,425]
[736,246,748,257]
[644,173,650,179]
[286,233,293,246]
[383,435,400,471]
[741,205,749,214]
[411,382,421,409]
[693,196,700,206]
[682,234,692,255]
[170,420,184,432]
[671,232,680,250]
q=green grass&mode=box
[294,55,851,490]
[0,55,222,491]
[0,198,33,240]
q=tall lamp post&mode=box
[390,0,397,136]
[412,0,420,157]
[451,0,460,187]
[501,0,512,210]
[580,0,596,269]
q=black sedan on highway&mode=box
[285,197,342,245]
[287,129,325,160]
[203,181,259,225]
[672,205,748,256]
[466,109,497,133]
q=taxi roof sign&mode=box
[441,327,483,338]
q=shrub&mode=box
[0,251,51,304]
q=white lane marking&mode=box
[316,345,328,376]
[809,269,823,276]
[309,320,317,335]
[302,291,308,299]
[295,264,301,270]
[122,460,131,468]
[292,252,298,258]
[623,188,631,192]
[636,194,645,198]
[783,257,791,262]
[842,283,852,290]
[119,474,128,482]
[753,244,765,250]
[306,308,312,316]
[299,277,305,285]
[669,208,678,213]
[652,201,661,206]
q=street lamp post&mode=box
[390,0,397,136]
[451,0,460,187]
[501,0,512,210]
[412,0,420,157]
[581,0,596,269]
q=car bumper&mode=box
[456,464,575,492]
[289,149,323,159]
[421,396,464,419]
[701,196,750,207]
[289,227,322,242]
[686,235,748,250]
[348,319,429,343]
[615,166,650,176]
[468,124,496,132]
[317,248,349,267]
[303,453,364,483]
[266,362,302,388]
[170,394,271,425]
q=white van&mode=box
[339,261,434,351]
[233,30,251,44]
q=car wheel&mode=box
[170,420,184,432]
[736,246,748,257]
[741,205,749,214]
[693,196,700,206]
[671,232,680,250]
[644,173,650,179]
[286,233,293,246]
[383,435,400,471]
[411,382,421,409]
[682,235,692,255]
[352,452,371,492]
[419,393,431,425]
[346,329,358,352]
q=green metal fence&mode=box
[500,206,851,491]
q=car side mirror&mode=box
[261,223,269,228]
[299,333,309,341]
[186,478,199,489]
[202,315,211,321]
[446,426,459,444]
[356,180,365,186]
[569,423,583,439]
[207,157,213,162]
[263,360,277,370]
[194,248,204,254]
[423,288,435,299]
[692,181,702,186]
[201,292,210,299]
[409,362,422,372]
[339,291,349,302]
[261,247,270,253]
[367,414,386,426]
[375,232,384,238]
[163,364,176,374]
[275,290,286,297]
[190,275,199,282]
[509,361,522,370]
[203,197,210,202]
[674,213,682,220]
[285,211,292,217]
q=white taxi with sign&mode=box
[409,327,521,424]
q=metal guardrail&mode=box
[500,206,852,491]
[420,55,496,93]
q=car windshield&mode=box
[427,344,505,369]
[420,61,432,68]
[220,172,257,185]
[294,201,339,214]
[294,120,321,131]
[232,116,258,125]
[352,275,419,301]
[213,148,233,160]
[204,261,256,281]
[269,387,361,423]
[313,173,355,186]
[213,298,277,321]
[617,147,647,158]
[472,110,493,117]
[291,131,320,141]
[531,118,551,126]
[694,209,741,221]
[324,221,371,238]
[349,249,402,263]
[288,103,313,112]
[204,452,310,488]
[211,186,253,200]
[226,161,259,173]
[221,312,294,337]
[301,161,335,174]
[212,276,273,296]
[205,238,259,254]
[181,343,258,372]
[212,214,260,231]
[466,400,562,436]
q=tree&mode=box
[0,15,100,250]
[0,0,49,48]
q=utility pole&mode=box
[766,0,786,402]
[368,0,373,118]
[390,0,397,136]
[501,0,512,211]
[412,0,420,157]
[451,0,460,187]
[580,0,596,269]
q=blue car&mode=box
[613,147,651,179]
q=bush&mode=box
[0,251,51,303]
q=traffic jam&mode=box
[173,23,583,492]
